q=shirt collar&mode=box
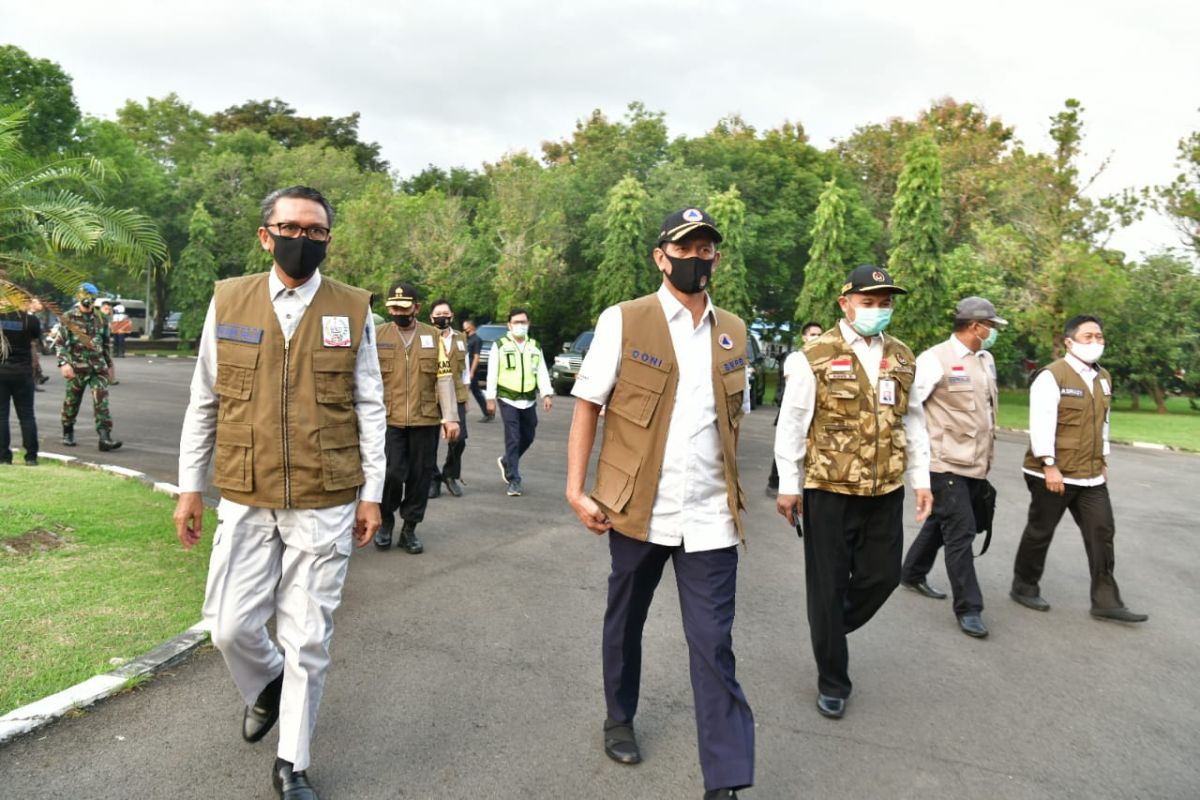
[1064,351,1097,376]
[949,335,978,359]
[268,268,321,306]
[656,283,715,325]
[838,318,874,347]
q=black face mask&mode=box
[269,231,327,281]
[391,313,414,328]
[664,254,714,294]
[432,317,451,330]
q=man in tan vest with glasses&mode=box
[900,297,1005,639]
[174,186,386,800]
[1011,314,1147,623]
[567,208,755,800]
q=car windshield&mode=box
[573,331,594,351]
[477,324,508,343]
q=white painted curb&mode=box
[0,455,208,745]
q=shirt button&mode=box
[286,314,292,319]
[287,290,295,296]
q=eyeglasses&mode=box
[268,222,331,242]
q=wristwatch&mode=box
[1041,456,1056,467]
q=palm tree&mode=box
[0,105,166,315]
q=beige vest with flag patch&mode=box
[803,327,915,496]
[925,339,997,478]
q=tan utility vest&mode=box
[441,329,468,404]
[803,327,915,496]
[378,320,443,427]
[924,339,998,478]
[590,293,748,541]
[1022,358,1111,479]
[212,273,369,509]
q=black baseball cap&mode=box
[840,265,907,295]
[658,207,723,245]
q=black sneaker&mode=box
[506,480,522,497]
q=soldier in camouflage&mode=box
[773,265,931,721]
[54,283,122,451]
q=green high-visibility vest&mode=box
[495,335,541,400]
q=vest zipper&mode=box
[282,339,292,508]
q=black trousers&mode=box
[469,369,489,417]
[0,372,38,460]
[603,532,754,792]
[381,425,439,525]
[804,487,904,698]
[432,402,469,481]
[901,472,985,616]
[1012,475,1123,610]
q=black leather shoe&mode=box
[902,580,947,600]
[25,456,38,466]
[603,717,641,764]
[444,476,463,497]
[704,790,738,800]
[428,480,441,499]
[958,613,989,638]
[374,515,394,549]
[243,672,283,742]
[272,759,318,799]
[399,521,424,554]
[816,693,846,719]
[98,429,122,451]
[1010,591,1051,612]
[1091,607,1148,623]
[62,426,76,447]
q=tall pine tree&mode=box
[172,201,219,348]
[796,178,849,332]
[708,185,752,320]
[887,134,948,352]
[592,174,648,319]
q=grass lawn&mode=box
[0,463,215,715]
[998,390,1200,452]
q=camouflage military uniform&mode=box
[55,306,115,433]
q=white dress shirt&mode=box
[1022,351,1109,487]
[774,319,931,496]
[911,335,996,405]
[178,270,388,520]
[573,284,751,553]
[485,336,552,410]
[440,327,472,390]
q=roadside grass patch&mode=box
[0,462,215,715]
[997,390,1200,451]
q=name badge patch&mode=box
[1099,378,1111,396]
[322,316,352,347]
[630,349,664,368]
[420,335,434,349]
[948,375,971,385]
[216,323,263,344]
[721,356,746,373]
[1061,387,1085,398]
[457,339,466,351]
[879,379,897,405]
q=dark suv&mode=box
[747,333,767,408]
[473,323,509,391]
[551,330,594,395]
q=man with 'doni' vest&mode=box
[173,186,386,800]
[567,207,755,800]
[1010,314,1147,624]
[774,264,933,722]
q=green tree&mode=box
[213,98,387,172]
[115,93,213,169]
[172,202,218,346]
[796,178,850,330]
[707,185,752,320]
[592,175,649,319]
[1154,123,1200,257]
[888,135,948,352]
[0,107,166,312]
[0,45,81,155]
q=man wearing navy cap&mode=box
[774,265,932,719]
[568,207,755,799]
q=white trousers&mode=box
[203,499,354,771]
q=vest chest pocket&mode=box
[213,421,253,492]
[313,350,355,404]
[722,368,746,425]
[819,369,860,416]
[1058,394,1087,426]
[608,360,670,428]
[215,344,259,401]
[319,422,363,491]
[889,368,913,414]
[418,355,440,417]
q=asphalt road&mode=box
[3,355,1198,799]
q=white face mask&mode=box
[510,323,529,339]
[1068,340,1104,364]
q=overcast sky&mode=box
[4,0,1198,257]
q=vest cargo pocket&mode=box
[608,360,669,427]
[213,421,253,492]
[313,350,356,404]
[938,426,976,466]
[592,438,640,514]
[821,374,861,416]
[215,344,259,400]
[722,368,746,425]
[319,422,363,491]
[1057,395,1085,426]
[813,425,864,485]
[418,356,439,418]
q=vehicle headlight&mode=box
[554,355,571,368]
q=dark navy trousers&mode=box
[499,401,537,482]
[603,532,755,792]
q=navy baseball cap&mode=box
[840,265,907,295]
[658,207,723,245]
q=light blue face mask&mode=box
[980,325,999,350]
[850,306,892,337]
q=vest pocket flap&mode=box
[313,351,355,404]
[593,440,641,515]
[215,345,259,400]
[217,344,260,368]
[721,368,746,397]
[312,349,355,372]
[621,360,670,392]
[419,357,438,373]
[1058,394,1086,424]
[608,362,668,427]
[216,421,253,447]
[213,422,253,493]
[319,422,359,450]
[827,380,860,400]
